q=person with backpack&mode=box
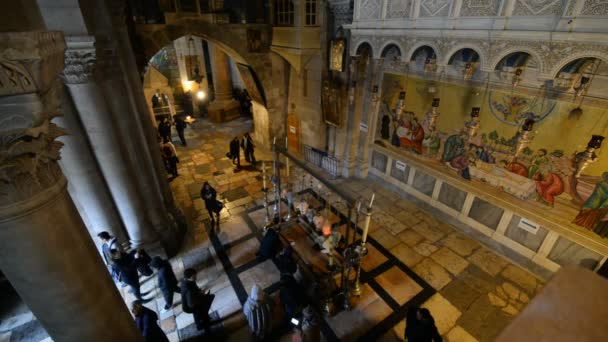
[132,248,153,277]
[180,268,215,333]
[201,182,221,225]
[150,257,180,311]
[111,249,143,300]
[97,231,123,284]
[243,284,273,341]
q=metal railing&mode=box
[303,145,340,178]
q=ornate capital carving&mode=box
[63,37,96,84]
[0,32,67,206]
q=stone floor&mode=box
[0,116,547,341]
[155,117,546,341]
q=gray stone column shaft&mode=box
[66,80,159,246]
[106,0,182,253]
[57,83,129,245]
[106,2,178,214]
[356,58,384,178]
[0,31,142,342]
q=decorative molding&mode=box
[352,33,608,77]
[512,0,563,16]
[386,0,412,18]
[460,0,500,17]
[0,32,67,206]
[360,0,383,19]
[329,0,354,33]
[581,0,608,16]
[63,48,96,84]
[420,0,452,17]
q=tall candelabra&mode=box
[514,119,535,159]
[574,135,604,178]
[425,98,441,132]
[261,161,271,228]
[464,107,481,142]
[352,194,374,297]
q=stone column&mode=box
[208,44,240,122]
[59,37,128,246]
[105,0,182,253]
[64,39,159,248]
[356,58,384,178]
[334,57,358,177]
[0,31,142,342]
[341,55,370,177]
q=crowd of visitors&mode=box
[98,232,218,340]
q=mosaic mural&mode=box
[376,73,608,237]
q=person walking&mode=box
[279,274,302,323]
[404,307,442,342]
[97,231,123,284]
[162,140,179,177]
[131,300,169,342]
[276,245,297,276]
[181,268,215,333]
[243,284,273,341]
[158,117,171,143]
[150,257,180,311]
[230,136,241,168]
[201,182,221,225]
[241,132,256,165]
[174,115,187,146]
[111,249,143,300]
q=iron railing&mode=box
[303,145,340,178]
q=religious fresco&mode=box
[376,73,608,237]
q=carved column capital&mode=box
[63,37,96,84]
[0,32,67,207]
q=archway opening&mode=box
[410,45,437,72]
[447,48,480,80]
[143,34,270,146]
[494,52,536,85]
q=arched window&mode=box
[275,0,295,26]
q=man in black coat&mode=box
[150,257,180,311]
[229,136,241,168]
[181,268,215,333]
[241,132,256,165]
[174,115,187,146]
[158,118,171,143]
[111,249,143,300]
[131,300,169,342]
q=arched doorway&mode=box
[143,34,272,147]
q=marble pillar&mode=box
[208,44,240,122]
[341,56,370,177]
[59,37,129,246]
[64,40,159,248]
[356,58,384,178]
[105,0,182,253]
[333,57,357,177]
[0,31,142,342]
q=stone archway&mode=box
[136,19,289,146]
